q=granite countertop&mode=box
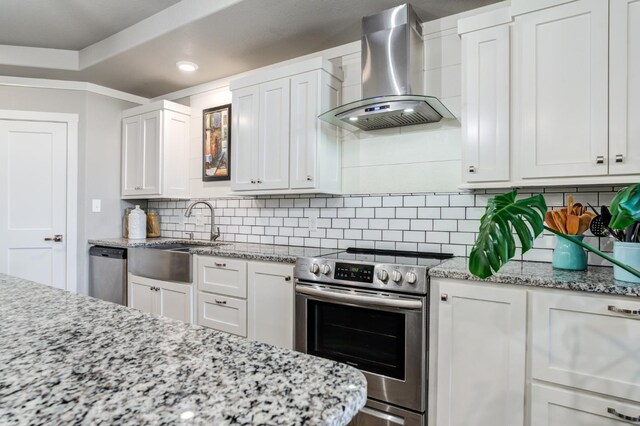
[430,257,640,297]
[0,274,366,425]
[88,238,341,264]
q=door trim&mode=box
[0,110,79,293]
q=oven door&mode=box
[295,281,426,412]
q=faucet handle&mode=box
[212,227,221,242]
[184,232,194,240]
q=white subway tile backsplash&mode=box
[150,188,618,266]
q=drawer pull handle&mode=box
[214,299,227,305]
[608,305,640,316]
[214,262,226,267]
[608,408,640,423]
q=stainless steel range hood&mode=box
[319,3,455,132]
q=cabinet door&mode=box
[515,0,609,179]
[157,281,192,323]
[609,0,640,175]
[197,292,247,337]
[231,85,260,190]
[435,280,526,426]
[257,78,290,190]
[121,115,142,196]
[128,275,157,315]
[247,262,294,349]
[139,110,161,195]
[531,292,640,402]
[531,384,640,426]
[197,255,247,298]
[162,110,190,197]
[462,24,510,183]
[290,72,318,189]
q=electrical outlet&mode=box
[92,199,101,213]
[196,211,205,226]
[308,212,318,232]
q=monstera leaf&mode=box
[470,190,547,279]
[610,183,640,230]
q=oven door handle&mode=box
[296,285,423,310]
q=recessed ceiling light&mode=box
[349,117,358,122]
[176,61,198,72]
[404,108,414,113]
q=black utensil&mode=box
[625,224,636,242]
[589,214,609,237]
[601,206,624,241]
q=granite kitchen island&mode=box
[0,274,366,425]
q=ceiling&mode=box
[0,0,501,99]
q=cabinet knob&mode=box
[284,275,292,281]
[596,156,605,164]
[441,293,448,302]
[256,179,262,184]
[250,180,256,184]
[306,175,313,181]
[616,154,624,163]
[468,166,476,173]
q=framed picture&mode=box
[202,104,231,181]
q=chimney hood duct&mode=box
[319,3,455,131]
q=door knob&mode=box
[44,235,63,242]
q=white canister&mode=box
[128,205,147,240]
[613,241,640,284]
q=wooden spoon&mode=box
[572,203,583,216]
[566,214,580,235]
[545,211,560,232]
[552,210,567,234]
[578,214,592,235]
[567,195,574,216]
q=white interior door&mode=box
[0,119,67,289]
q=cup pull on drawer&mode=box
[214,262,227,268]
[608,305,640,316]
[214,299,227,305]
[608,408,640,423]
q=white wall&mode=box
[0,86,138,293]
[177,16,464,197]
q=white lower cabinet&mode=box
[531,292,640,402]
[431,277,640,426]
[432,279,527,426]
[247,261,294,349]
[531,384,640,426]
[127,273,193,323]
[197,292,247,336]
[195,255,294,348]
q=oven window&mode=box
[307,300,405,380]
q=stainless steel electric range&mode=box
[294,247,453,426]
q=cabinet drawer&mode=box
[197,256,247,298]
[531,292,640,401]
[197,292,247,337]
[531,384,640,426]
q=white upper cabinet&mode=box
[121,100,190,199]
[258,78,290,190]
[230,57,342,195]
[460,23,511,183]
[609,0,640,175]
[514,0,609,179]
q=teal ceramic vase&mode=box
[613,241,640,283]
[552,235,587,271]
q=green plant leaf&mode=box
[469,190,547,279]
[610,183,640,229]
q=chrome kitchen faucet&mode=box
[184,201,221,242]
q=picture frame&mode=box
[202,104,231,181]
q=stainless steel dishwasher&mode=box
[89,246,127,305]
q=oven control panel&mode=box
[334,262,374,283]
[294,257,429,295]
